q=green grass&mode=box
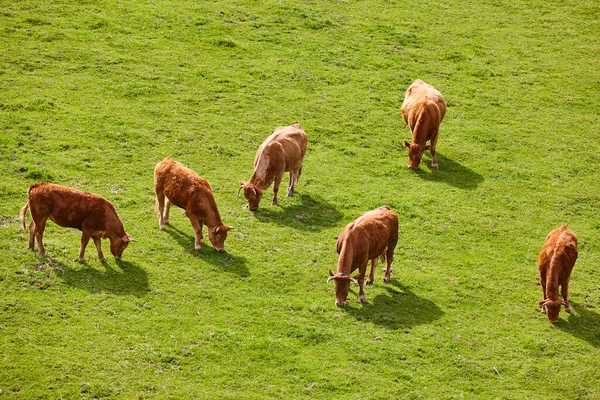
[1,0,599,398]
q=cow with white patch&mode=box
[238,124,308,210]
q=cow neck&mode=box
[336,238,355,275]
[545,254,561,300]
[197,192,223,230]
[250,147,273,191]
[104,211,125,240]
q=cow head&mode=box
[209,225,231,252]
[110,233,135,260]
[327,268,358,306]
[404,140,430,169]
[539,299,566,323]
[239,181,263,211]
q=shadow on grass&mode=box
[165,224,250,277]
[412,152,484,190]
[554,303,600,348]
[252,192,344,230]
[51,258,149,297]
[343,282,444,330]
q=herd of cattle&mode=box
[17,79,577,322]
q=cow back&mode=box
[28,183,120,233]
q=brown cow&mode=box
[238,124,308,210]
[401,79,446,169]
[154,157,231,252]
[19,182,134,262]
[537,225,578,322]
[327,206,399,306]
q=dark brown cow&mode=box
[238,124,308,210]
[327,206,399,306]
[19,182,134,262]
[154,157,231,252]
[537,225,578,322]
[401,79,446,169]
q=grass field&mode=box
[1,0,599,398]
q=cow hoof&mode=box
[365,279,373,286]
[78,258,85,263]
[194,245,202,252]
[565,306,572,314]
[359,296,367,304]
[99,257,107,263]
[432,164,439,169]
[159,225,166,231]
[383,277,390,284]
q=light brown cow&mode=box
[537,225,578,323]
[327,206,399,306]
[238,124,308,210]
[401,79,446,169]
[19,182,134,262]
[154,157,231,252]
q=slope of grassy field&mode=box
[1,0,599,398]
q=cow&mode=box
[537,225,578,323]
[327,206,398,306]
[154,157,231,252]
[238,124,308,211]
[19,182,134,263]
[401,79,446,169]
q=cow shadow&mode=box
[165,224,250,277]
[252,192,344,231]
[412,152,484,190]
[343,282,444,330]
[554,303,600,348]
[50,258,150,297]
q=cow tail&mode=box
[19,201,30,231]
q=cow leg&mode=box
[430,135,439,169]
[287,171,297,197]
[92,237,106,262]
[34,217,48,256]
[28,220,36,250]
[78,232,91,263]
[272,174,283,205]
[383,249,394,284]
[366,258,376,285]
[356,260,368,304]
[164,198,171,227]
[357,277,367,304]
[189,217,204,251]
[155,190,167,230]
[561,280,572,313]
[539,269,548,313]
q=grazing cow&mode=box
[154,157,231,252]
[537,225,578,323]
[401,79,446,169]
[19,182,134,262]
[327,206,398,306]
[238,124,308,210]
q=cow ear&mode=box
[403,140,411,148]
[126,233,136,242]
[239,180,247,186]
[328,268,335,277]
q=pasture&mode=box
[1,0,599,398]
